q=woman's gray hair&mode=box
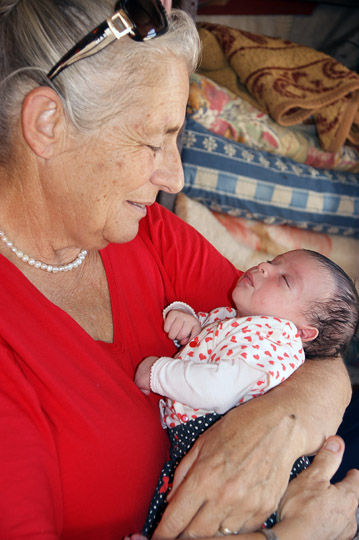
[0,0,200,163]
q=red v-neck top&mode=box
[0,203,240,539]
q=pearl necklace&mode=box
[0,230,88,273]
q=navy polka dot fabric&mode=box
[142,414,309,537]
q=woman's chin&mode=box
[107,223,141,245]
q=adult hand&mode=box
[153,356,351,539]
[127,438,359,540]
[274,435,359,540]
[153,400,301,539]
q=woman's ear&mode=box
[21,86,66,159]
[298,325,319,343]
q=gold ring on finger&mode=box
[218,526,241,536]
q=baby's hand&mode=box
[164,309,201,345]
[134,356,158,395]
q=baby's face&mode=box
[232,250,333,331]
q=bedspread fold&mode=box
[197,22,359,152]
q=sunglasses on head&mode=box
[47,0,168,81]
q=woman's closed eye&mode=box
[148,145,161,155]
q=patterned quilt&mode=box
[196,22,359,152]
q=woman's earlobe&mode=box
[21,87,64,159]
[299,325,319,343]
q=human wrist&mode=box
[149,355,172,395]
[258,530,279,540]
[162,301,197,320]
[148,356,160,392]
[257,524,291,540]
[261,519,303,540]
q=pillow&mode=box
[181,118,359,239]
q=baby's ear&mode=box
[298,325,319,342]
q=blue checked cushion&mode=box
[181,118,359,239]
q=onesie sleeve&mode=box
[150,316,305,415]
[162,301,198,320]
[163,303,236,327]
[150,353,264,414]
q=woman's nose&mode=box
[151,143,184,194]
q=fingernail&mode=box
[324,439,341,453]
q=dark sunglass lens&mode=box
[117,0,168,40]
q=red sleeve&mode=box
[141,203,242,313]
[0,342,62,539]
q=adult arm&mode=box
[141,436,358,540]
[146,206,352,537]
[154,356,352,538]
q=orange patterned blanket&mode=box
[197,22,359,152]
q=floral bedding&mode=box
[188,73,359,173]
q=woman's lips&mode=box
[127,201,149,215]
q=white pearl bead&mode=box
[0,229,87,273]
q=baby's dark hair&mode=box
[301,250,359,359]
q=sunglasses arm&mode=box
[47,10,133,80]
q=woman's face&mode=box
[57,58,189,248]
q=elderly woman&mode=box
[0,0,358,539]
